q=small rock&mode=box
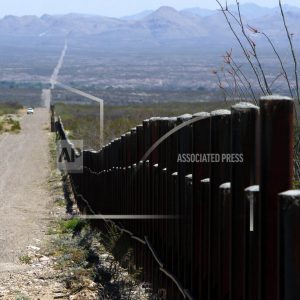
[54,295,67,299]
[28,245,40,251]
[40,256,50,262]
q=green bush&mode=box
[59,218,86,234]
[19,255,31,264]
[10,120,21,132]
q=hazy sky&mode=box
[1,0,299,18]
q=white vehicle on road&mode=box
[27,108,34,115]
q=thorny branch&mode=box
[215,0,299,104]
[235,0,272,95]
[279,0,300,103]
[215,0,300,176]
[216,0,268,95]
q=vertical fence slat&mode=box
[231,102,259,300]
[177,114,192,289]
[210,109,231,300]
[199,178,210,300]
[279,190,300,300]
[171,171,180,300]
[192,112,210,299]
[260,96,294,300]
[184,174,193,294]
[245,185,261,300]
[219,182,231,300]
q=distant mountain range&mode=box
[183,3,300,19]
[0,3,300,48]
[122,3,300,20]
[122,10,154,20]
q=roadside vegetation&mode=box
[0,102,23,133]
[44,216,148,299]
[0,102,23,116]
[20,133,150,299]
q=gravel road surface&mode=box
[0,108,51,272]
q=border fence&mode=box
[53,96,300,300]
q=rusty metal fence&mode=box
[54,96,300,300]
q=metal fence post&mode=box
[210,109,231,300]
[184,174,193,292]
[192,112,210,298]
[199,178,210,300]
[166,117,178,175]
[171,171,180,300]
[231,102,259,300]
[260,95,294,300]
[50,104,55,132]
[278,190,300,300]
[219,182,231,300]
[245,185,261,300]
[177,114,192,287]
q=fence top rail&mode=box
[279,190,300,197]
[260,95,293,101]
[211,109,231,116]
[177,114,192,121]
[232,102,259,110]
[185,174,193,180]
[201,178,210,183]
[168,117,178,121]
[192,112,210,118]
[220,182,231,189]
[149,117,161,121]
[245,185,260,192]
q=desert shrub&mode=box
[55,101,233,149]
[10,120,21,132]
[0,102,23,116]
[58,218,87,234]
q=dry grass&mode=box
[55,101,234,149]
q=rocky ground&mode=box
[0,132,150,300]
[0,164,97,300]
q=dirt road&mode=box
[0,108,51,272]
